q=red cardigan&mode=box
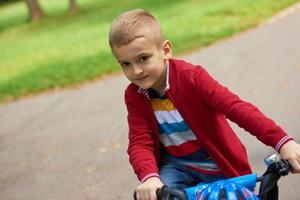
[125,59,292,182]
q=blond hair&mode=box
[109,9,164,48]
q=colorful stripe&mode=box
[159,121,190,135]
[141,173,160,183]
[164,149,221,173]
[154,110,183,124]
[150,95,220,174]
[160,130,197,147]
[151,98,175,111]
[164,142,203,157]
[275,135,293,152]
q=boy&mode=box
[108,9,300,200]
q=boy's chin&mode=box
[134,83,152,90]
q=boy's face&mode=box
[112,37,172,92]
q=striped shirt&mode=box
[149,89,221,175]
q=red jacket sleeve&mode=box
[125,85,159,182]
[193,66,293,151]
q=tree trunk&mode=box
[26,0,43,22]
[69,0,79,14]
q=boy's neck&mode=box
[151,61,169,97]
[156,88,166,97]
[148,88,166,99]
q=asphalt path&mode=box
[0,4,299,200]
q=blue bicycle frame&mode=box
[184,173,258,200]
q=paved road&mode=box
[0,5,300,200]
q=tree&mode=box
[25,0,43,22]
[25,0,79,22]
[69,0,79,14]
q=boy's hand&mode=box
[135,177,163,200]
[279,140,300,173]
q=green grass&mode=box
[0,0,298,102]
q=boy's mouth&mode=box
[135,75,149,81]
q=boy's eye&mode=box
[121,62,130,68]
[139,56,148,62]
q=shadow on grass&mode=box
[0,0,28,32]
[0,0,22,7]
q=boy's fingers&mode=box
[150,189,157,200]
[136,190,145,200]
[288,159,300,173]
[142,189,154,200]
[136,189,155,200]
[136,190,142,200]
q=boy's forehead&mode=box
[113,37,157,59]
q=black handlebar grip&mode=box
[133,191,137,200]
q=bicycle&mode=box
[133,154,291,200]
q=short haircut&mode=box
[109,9,164,48]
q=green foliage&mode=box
[0,0,298,101]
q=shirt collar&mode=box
[165,61,170,91]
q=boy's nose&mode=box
[132,65,144,76]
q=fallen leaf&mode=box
[85,165,97,175]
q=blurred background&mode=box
[0,0,298,102]
[0,0,299,200]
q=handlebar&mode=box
[133,154,291,200]
[159,185,187,200]
[258,157,291,199]
[133,185,187,200]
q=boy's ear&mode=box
[162,40,172,59]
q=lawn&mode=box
[0,0,298,101]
